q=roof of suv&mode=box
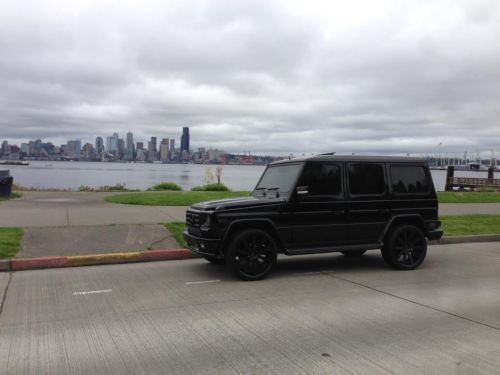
[269,155,426,165]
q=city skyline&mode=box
[1,1,499,156]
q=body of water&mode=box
[3,161,495,192]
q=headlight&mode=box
[200,214,211,231]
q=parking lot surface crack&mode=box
[324,272,500,333]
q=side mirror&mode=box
[296,186,309,196]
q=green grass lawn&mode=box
[165,222,187,247]
[106,191,251,206]
[438,191,500,203]
[440,215,500,236]
[0,228,23,259]
[106,191,500,206]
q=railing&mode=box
[447,177,500,190]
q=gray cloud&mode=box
[1,0,500,157]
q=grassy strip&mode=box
[438,192,500,203]
[165,222,187,247]
[440,215,500,236]
[106,191,251,206]
[0,192,22,202]
[0,228,23,259]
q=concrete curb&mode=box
[1,234,500,272]
[433,234,500,245]
[1,249,193,272]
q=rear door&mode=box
[346,162,390,244]
[290,161,348,248]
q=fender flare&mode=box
[378,214,427,243]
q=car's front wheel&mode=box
[225,229,278,281]
[382,224,427,270]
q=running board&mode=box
[286,243,381,256]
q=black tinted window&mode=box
[298,163,341,195]
[390,166,429,194]
[298,164,342,195]
[348,164,386,195]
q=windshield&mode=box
[254,163,303,195]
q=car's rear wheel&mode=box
[382,224,427,270]
[340,250,367,257]
[226,229,277,281]
[203,256,225,265]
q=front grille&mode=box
[186,210,201,227]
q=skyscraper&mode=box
[95,137,104,153]
[160,138,170,163]
[125,131,134,160]
[169,139,175,160]
[106,133,119,152]
[181,127,189,154]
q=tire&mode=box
[382,224,427,270]
[203,256,225,265]
[225,229,278,281]
[340,250,367,257]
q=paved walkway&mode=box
[0,191,186,227]
[0,192,498,229]
[0,192,186,257]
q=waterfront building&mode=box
[149,137,157,152]
[106,133,119,152]
[66,140,81,157]
[169,139,175,160]
[160,138,170,163]
[21,143,29,155]
[136,142,144,150]
[95,137,104,154]
[1,140,9,156]
[117,138,125,159]
[125,131,134,160]
[181,127,189,154]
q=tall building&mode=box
[149,137,157,153]
[169,139,175,160]
[160,138,170,163]
[95,137,104,154]
[66,140,81,157]
[181,127,189,154]
[136,142,144,150]
[125,131,134,160]
[106,133,119,152]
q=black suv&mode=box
[184,155,443,280]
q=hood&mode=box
[191,196,285,211]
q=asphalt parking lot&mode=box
[1,242,500,374]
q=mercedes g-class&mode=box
[184,155,443,280]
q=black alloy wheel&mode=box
[340,250,367,257]
[226,229,278,281]
[203,256,226,265]
[382,224,427,270]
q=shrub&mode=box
[191,183,230,192]
[78,185,93,192]
[78,183,136,192]
[148,182,182,191]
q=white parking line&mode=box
[73,289,113,296]
[185,279,221,286]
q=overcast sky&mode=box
[1,0,499,156]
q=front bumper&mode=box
[183,229,222,257]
